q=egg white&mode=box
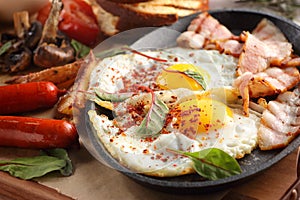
[88,48,260,177]
[88,94,260,176]
[88,47,238,94]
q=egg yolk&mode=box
[156,63,209,91]
[170,98,233,138]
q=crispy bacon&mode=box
[237,31,292,75]
[252,18,288,42]
[249,67,299,98]
[234,67,300,116]
[237,18,293,75]
[177,12,300,150]
[177,12,235,49]
[175,31,205,49]
[258,85,300,150]
[281,56,300,67]
[233,72,252,116]
[237,32,269,75]
[234,18,297,116]
[216,40,243,57]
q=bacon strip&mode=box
[249,67,300,98]
[252,18,288,42]
[258,85,300,150]
[177,12,235,49]
[237,32,292,75]
[237,32,270,75]
[234,67,300,116]
[176,12,300,150]
[216,40,243,57]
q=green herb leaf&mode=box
[71,39,91,58]
[169,148,242,180]
[95,88,133,102]
[42,148,73,176]
[183,70,207,90]
[0,148,73,180]
[136,93,169,137]
[0,41,12,56]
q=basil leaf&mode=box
[71,39,91,58]
[183,70,207,90]
[170,148,241,180]
[0,148,73,180]
[42,148,73,176]
[0,156,66,180]
[0,41,12,56]
[136,94,169,137]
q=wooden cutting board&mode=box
[0,146,297,200]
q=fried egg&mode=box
[88,47,238,94]
[88,47,260,177]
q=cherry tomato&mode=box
[37,0,100,46]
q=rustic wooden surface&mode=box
[0,146,297,200]
[0,0,299,200]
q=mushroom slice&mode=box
[34,0,75,68]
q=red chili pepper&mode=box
[0,116,78,149]
[0,82,66,115]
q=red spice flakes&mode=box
[129,145,137,151]
[111,75,116,83]
[121,132,127,137]
[204,123,213,131]
[189,52,195,57]
[182,126,197,139]
[144,137,156,142]
[143,149,149,154]
[160,128,170,134]
[171,95,177,100]
[110,138,114,142]
[173,164,177,167]
[286,132,293,136]
[189,116,200,123]
[155,154,162,160]
[93,82,100,87]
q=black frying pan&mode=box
[78,9,300,194]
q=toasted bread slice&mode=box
[97,0,178,30]
[91,0,209,39]
[97,0,208,31]
[133,0,209,11]
[106,0,150,3]
[122,4,200,17]
[89,0,120,36]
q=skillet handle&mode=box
[281,179,300,200]
[281,147,300,200]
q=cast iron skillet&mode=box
[79,9,300,194]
